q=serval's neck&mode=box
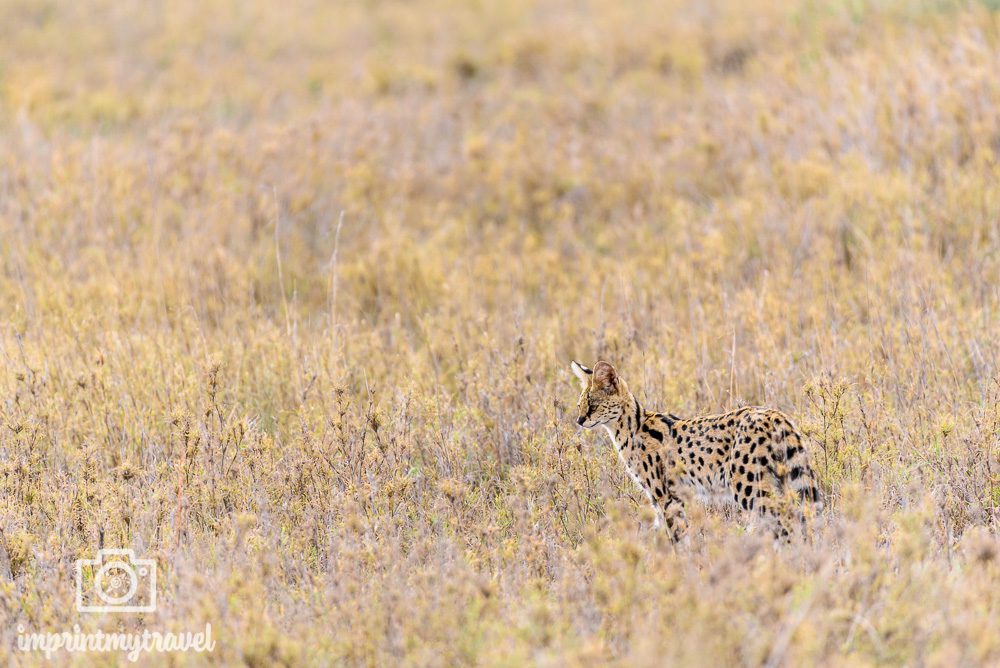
[602,393,643,450]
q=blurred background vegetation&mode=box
[1,0,1000,665]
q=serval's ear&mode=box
[570,360,592,386]
[592,360,618,390]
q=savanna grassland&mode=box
[2,0,1000,665]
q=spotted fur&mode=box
[571,360,822,540]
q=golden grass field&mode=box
[2,0,1000,665]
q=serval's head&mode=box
[570,360,629,428]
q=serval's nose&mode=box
[577,416,586,426]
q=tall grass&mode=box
[1,0,1000,664]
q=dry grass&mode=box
[2,0,1000,665]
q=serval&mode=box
[571,360,821,540]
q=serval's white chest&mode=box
[603,426,654,502]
